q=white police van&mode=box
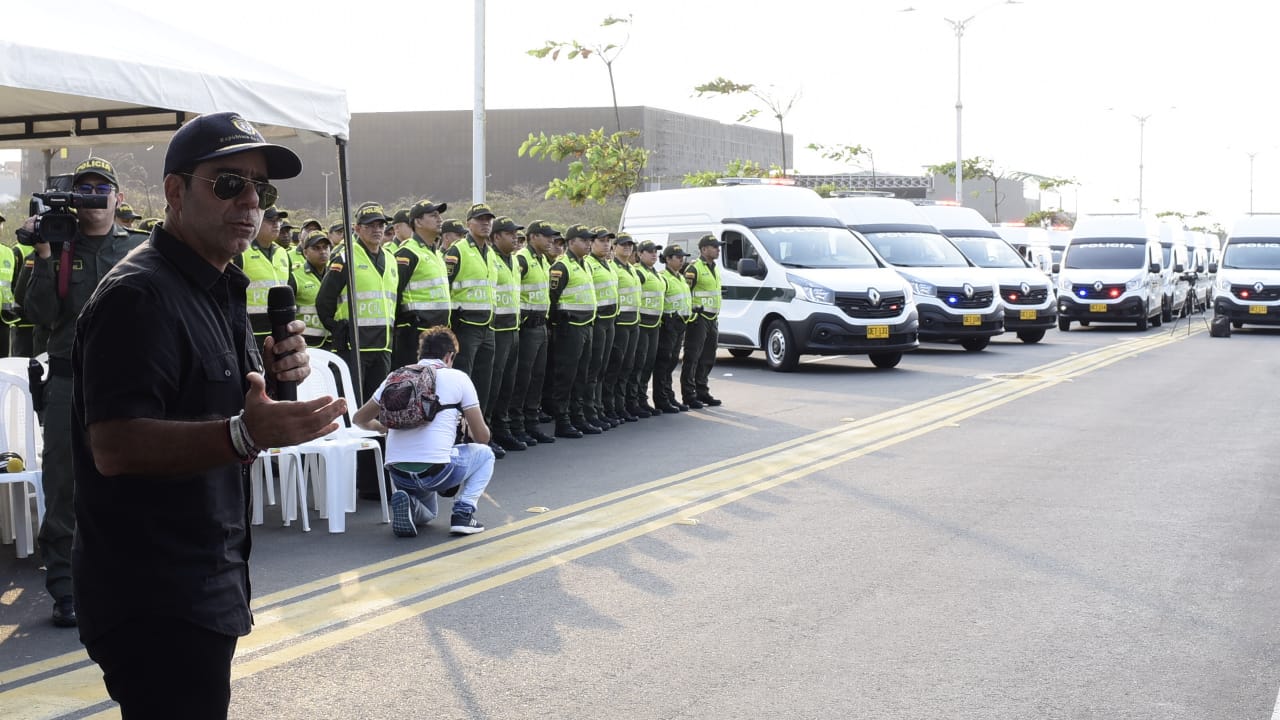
[1156,221,1193,321]
[1185,230,1218,312]
[919,204,1057,344]
[827,196,1003,351]
[1055,214,1164,331]
[1213,214,1280,328]
[620,181,918,371]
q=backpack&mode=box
[377,364,463,430]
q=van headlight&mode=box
[787,273,834,304]
[1126,274,1145,291]
[900,275,935,297]
[1058,274,1071,292]
[1217,277,1231,291]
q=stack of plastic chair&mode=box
[0,366,44,559]
[291,348,388,533]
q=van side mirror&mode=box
[1148,262,1161,274]
[1173,263,1185,273]
[1051,262,1060,274]
[1209,262,1218,273]
[737,257,767,279]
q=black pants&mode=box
[681,315,718,400]
[653,317,686,406]
[338,349,392,405]
[85,617,238,720]
[451,321,496,412]
[510,322,548,430]
[586,316,615,420]
[631,324,659,407]
[550,321,591,423]
[604,321,638,416]
[39,373,73,600]
[487,329,519,434]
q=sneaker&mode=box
[450,509,486,535]
[51,595,77,628]
[390,490,418,538]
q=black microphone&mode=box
[266,285,298,401]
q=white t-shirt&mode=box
[372,360,479,465]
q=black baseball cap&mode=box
[526,220,561,237]
[355,203,392,225]
[441,219,467,235]
[115,203,140,220]
[492,216,524,234]
[698,234,724,248]
[72,157,118,186]
[409,199,448,221]
[467,203,496,220]
[329,222,345,233]
[302,218,323,232]
[263,207,289,220]
[392,208,412,225]
[564,224,594,241]
[637,240,662,254]
[614,232,636,245]
[163,111,302,179]
[301,230,331,248]
[662,245,689,259]
[591,226,617,240]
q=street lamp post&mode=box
[943,0,1019,207]
[1134,114,1150,215]
[1248,151,1258,214]
[321,170,334,216]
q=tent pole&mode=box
[335,138,363,402]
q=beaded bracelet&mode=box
[228,411,261,464]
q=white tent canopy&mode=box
[0,2,349,149]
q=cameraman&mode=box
[21,157,146,628]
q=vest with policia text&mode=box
[613,260,640,326]
[585,254,619,320]
[552,252,597,326]
[685,258,722,319]
[661,267,692,320]
[292,263,327,345]
[636,264,664,329]
[490,250,519,332]
[516,246,550,319]
[398,236,452,325]
[241,243,292,335]
[333,240,397,352]
[448,236,495,326]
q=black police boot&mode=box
[684,398,705,410]
[527,426,556,444]
[488,441,508,459]
[513,431,538,447]
[575,419,603,435]
[675,402,690,412]
[555,421,584,439]
[698,394,723,407]
[495,433,528,452]
[630,404,651,418]
[51,595,77,628]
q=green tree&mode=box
[519,128,649,205]
[681,158,781,187]
[528,15,632,133]
[694,77,799,173]
[930,157,1062,223]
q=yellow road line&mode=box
[0,330,1192,718]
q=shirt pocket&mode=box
[201,351,242,415]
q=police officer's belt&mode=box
[520,313,546,327]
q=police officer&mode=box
[11,245,43,357]
[114,202,141,229]
[0,214,15,357]
[390,208,414,251]
[653,244,692,413]
[233,205,295,339]
[584,227,619,429]
[293,229,331,347]
[630,241,665,417]
[21,157,146,627]
[681,234,725,408]
[446,203,499,419]
[315,202,398,402]
[440,219,467,252]
[604,232,641,422]
[488,216,526,453]
[393,198,452,369]
[510,221,558,446]
[548,224,598,438]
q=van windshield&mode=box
[862,231,970,268]
[1221,240,1280,269]
[1064,241,1146,269]
[948,236,1028,268]
[755,226,880,269]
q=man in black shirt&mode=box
[71,112,346,720]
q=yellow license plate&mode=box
[1250,305,1267,315]
[962,314,981,326]
[1019,310,1037,320]
[1089,303,1107,313]
[867,325,889,339]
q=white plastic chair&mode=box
[0,368,44,559]
[289,348,389,533]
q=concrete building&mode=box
[21,106,792,214]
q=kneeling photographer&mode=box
[18,157,147,628]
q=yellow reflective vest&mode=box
[685,258,722,319]
[448,237,495,326]
[552,252,597,326]
[613,260,640,326]
[585,254,619,319]
[241,243,292,335]
[661,268,692,321]
[636,263,664,329]
[491,250,519,331]
[398,236,452,322]
[516,247,550,319]
[334,240,397,352]
[292,263,327,346]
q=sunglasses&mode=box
[181,172,278,209]
[75,183,115,196]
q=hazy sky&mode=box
[12,0,1276,225]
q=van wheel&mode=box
[1152,309,1162,327]
[1058,318,1070,332]
[1161,298,1173,322]
[1017,329,1045,344]
[869,352,902,369]
[960,337,989,352]
[1137,314,1149,331]
[765,320,799,372]
[727,348,753,359]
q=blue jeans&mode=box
[386,443,494,520]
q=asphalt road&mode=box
[3,317,1280,719]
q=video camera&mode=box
[17,190,108,249]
